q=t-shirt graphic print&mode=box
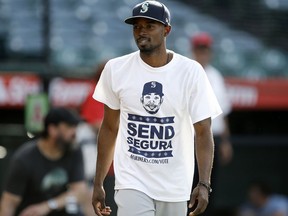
[127,81,174,164]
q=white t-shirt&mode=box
[205,65,232,135]
[93,50,222,202]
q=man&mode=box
[191,32,233,215]
[0,107,89,216]
[92,1,222,216]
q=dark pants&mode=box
[104,175,117,216]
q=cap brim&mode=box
[67,116,82,125]
[124,16,166,25]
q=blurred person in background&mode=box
[76,61,117,216]
[190,32,233,215]
[76,61,106,187]
[79,61,107,136]
[0,107,92,216]
[238,180,288,216]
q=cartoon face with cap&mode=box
[140,81,164,114]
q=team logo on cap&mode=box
[151,81,156,88]
[140,1,149,13]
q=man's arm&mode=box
[194,117,214,184]
[189,117,214,216]
[92,105,120,216]
[0,191,21,216]
[50,181,88,212]
[11,181,88,216]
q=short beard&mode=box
[144,106,160,115]
[137,40,161,54]
[56,138,74,155]
[139,46,153,54]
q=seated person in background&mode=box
[0,107,91,216]
[238,180,288,216]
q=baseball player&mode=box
[91,1,222,216]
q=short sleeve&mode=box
[189,64,222,124]
[93,61,120,110]
[3,156,29,196]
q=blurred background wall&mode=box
[0,0,288,215]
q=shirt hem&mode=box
[114,185,190,202]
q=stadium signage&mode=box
[1,74,287,110]
[0,73,41,107]
[49,77,94,107]
[225,78,288,110]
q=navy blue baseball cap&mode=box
[125,1,171,26]
[142,81,164,96]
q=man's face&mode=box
[141,92,163,114]
[133,18,167,53]
[55,123,77,153]
[192,46,211,67]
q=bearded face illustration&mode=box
[140,81,164,114]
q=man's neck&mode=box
[37,138,63,160]
[140,49,171,67]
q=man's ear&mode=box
[164,26,171,37]
[48,124,58,138]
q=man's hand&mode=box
[188,186,209,216]
[19,202,50,216]
[92,185,111,216]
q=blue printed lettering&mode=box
[164,126,175,139]
[140,140,149,149]
[127,137,173,150]
[150,125,164,139]
[127,136,133,144]
[127,124,175,140]
[127,123,137,136]
[138,124,149,138]
[134,138,140,148]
